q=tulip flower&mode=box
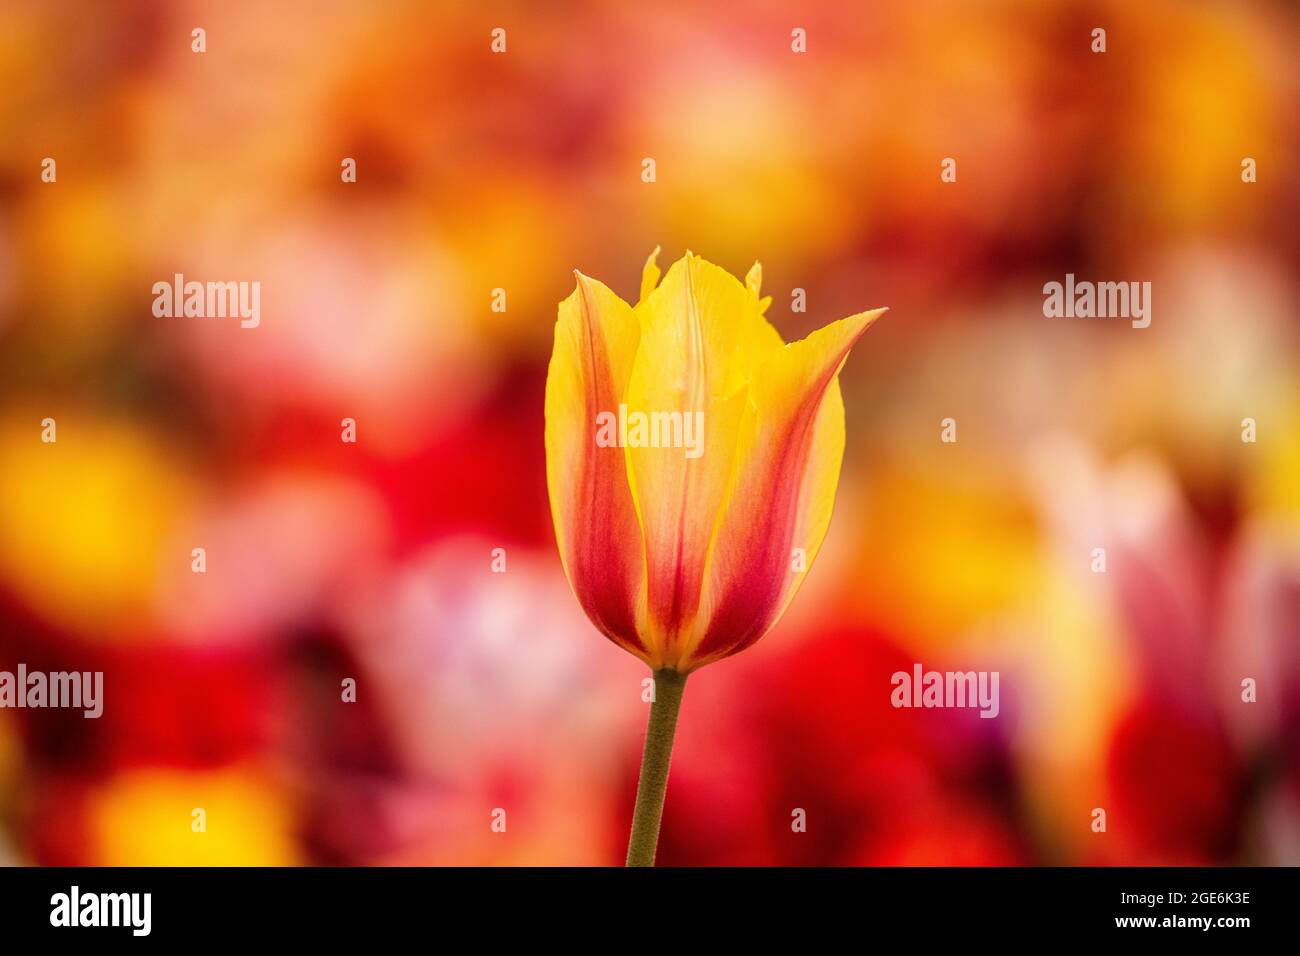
[544,249,884,865]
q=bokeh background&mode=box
[1,0,1298,865]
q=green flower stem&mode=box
[625,668,688,867]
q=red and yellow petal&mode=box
[681,307,886,670]
[544,272,648,659]
[623,254,783,663]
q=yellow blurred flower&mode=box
[88,766,298,866]
[847,467,1043,647]
[0,414,194,639]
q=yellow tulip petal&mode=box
[744,261,773,314]
[544,272,648,659]
[90,766,298,865]
[639,246,662,303]
[683,307,886,670]
[624,254,784,658]
[625,386,751,666]
[635,253,784,396]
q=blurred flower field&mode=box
[0,0,1297,865]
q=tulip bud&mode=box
[545,250,883,673]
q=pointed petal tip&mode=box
[639,247,664,302]
[816,305,888,336]
[833,306,887,350]
[573,268,602,292]
[833,306,887,339]
[859,306,888,327]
